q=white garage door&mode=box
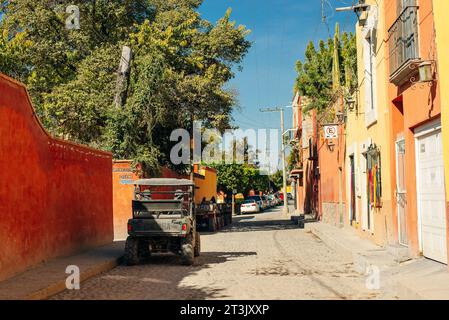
[416,127,447,264]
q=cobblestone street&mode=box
[52,206,395,300]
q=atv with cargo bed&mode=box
[125,178,200,266]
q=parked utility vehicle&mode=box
[125,179,200,266]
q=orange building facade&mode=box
[292,93,346,225]
[292,94,320,218]
[385,0,447,263]
[318,96,346,227]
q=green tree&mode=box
[0,0,251,175]
[208,163,270,196]
[294,23,357,115]
[0,0,154,118]
[270,170,283,190]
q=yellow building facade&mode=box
[433,0,449,217]
[193,165,218,204]
[433,0,449,266]
[345,1,394,246]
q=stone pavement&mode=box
[0,241,124,300]
[52,207,384,300]
[306,222,449,300]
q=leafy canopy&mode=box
[294,23,357,115]
[0,0,251,175]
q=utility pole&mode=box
[260,106,289,215]
[232,189,236,216]
[114,46,132,109]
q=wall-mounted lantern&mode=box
[345,96,356,111]
[418,61,434,83]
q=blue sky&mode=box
[198,0,357,132]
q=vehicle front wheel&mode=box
[181,235,195,266]
[124,237,140,266]
[194,232,201,257]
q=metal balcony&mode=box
[388,6,420,86]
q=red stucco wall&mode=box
[0,74,113,281]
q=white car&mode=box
[240,200,261,214]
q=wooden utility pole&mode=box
[114,45,132,109]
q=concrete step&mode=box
[386,244,412,263]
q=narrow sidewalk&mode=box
[0,241,124,300]
[305,222,449,300]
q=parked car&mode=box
[246,195,264,211]
[278,192,284,202]
[267,194,277,207]
[240,199,261,214]
[261,195,270,210]
[274,193,282,205]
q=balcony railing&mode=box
[388,6,420,85]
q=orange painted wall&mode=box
[385,0,442,257]
[0,73,113,281]
[318,98,346,226]
[112,161,139,240]
[388,98,405,244]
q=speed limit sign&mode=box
[324,125,338,139]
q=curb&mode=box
[306,223,387,274]
[26,257,122,300]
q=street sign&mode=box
[324,125,338,139]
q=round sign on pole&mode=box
[324,125,338,139]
